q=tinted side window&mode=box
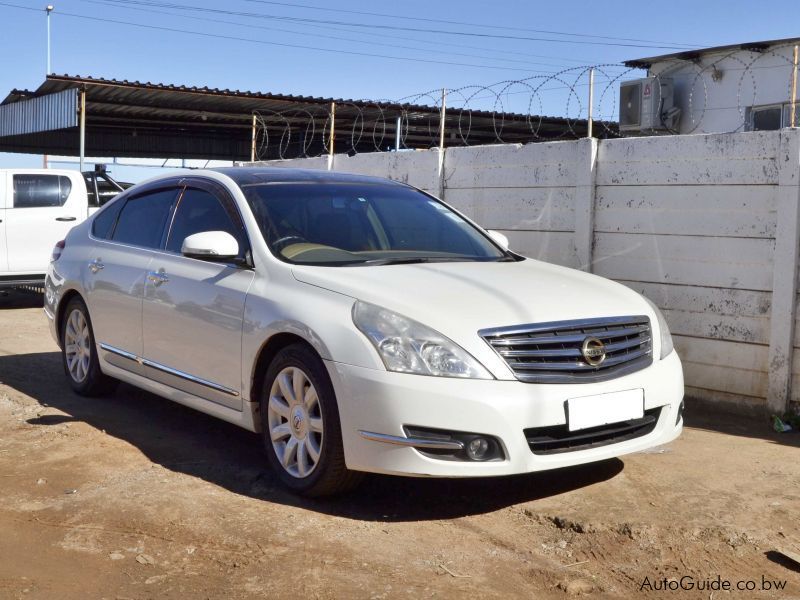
[166,188,245,255]
[112,189,178,249]
[91,197,125,239]
[13,175,72,208]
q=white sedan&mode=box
[45,168,684,496]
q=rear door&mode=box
[141,180,253,410]
[5,171,85,273]
[87,184,181,375]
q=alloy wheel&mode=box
[64,308,91,383]
[266,366,324,478]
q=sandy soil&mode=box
[0,289,799,599]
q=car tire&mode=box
[60,296,117,396]
[260,343,362,497]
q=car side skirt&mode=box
[99,358,260,433]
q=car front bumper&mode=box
[327,351,684,477]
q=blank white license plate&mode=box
[567,389,644,432]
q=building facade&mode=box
[624,38,800,134]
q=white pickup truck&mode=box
[0,167,129,288]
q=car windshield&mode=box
[240,182,510,266]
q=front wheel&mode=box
[61,297,117,396]
[260,343,362,496]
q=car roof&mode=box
[212,166,408,188]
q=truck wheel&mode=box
[61,296,117,396]
[260,343,362,496]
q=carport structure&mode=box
[0,74,595,165]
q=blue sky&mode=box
[0,0,797,179]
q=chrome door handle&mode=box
[147,269,169,286]
[88,258,104,274]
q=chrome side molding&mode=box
[358,430,464,451]
[100,342,138,362]
[99,342,239,397]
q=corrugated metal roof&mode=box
[0,89,77,137]
[11,73,577,122]
[4,89,36,103]
[0,74,602,161]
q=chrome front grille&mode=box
[480,316,653,383]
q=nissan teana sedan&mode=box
[45,168,684,496]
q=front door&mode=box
[142,182,253,411]
[5,171,84,273]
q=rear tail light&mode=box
[51,240,66,262]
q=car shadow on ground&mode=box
[2,350,625,521]
[684,403,800,448]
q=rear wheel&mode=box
[61,297,117,396]
[260,343,362,496]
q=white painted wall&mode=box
[244,129,800,415]
[444,143,581,267]
[594,133,782,413]
[647,44,799,134]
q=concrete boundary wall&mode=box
[245,130,800,415]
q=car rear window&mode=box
[91,197,126,239]
[111,188,179,249]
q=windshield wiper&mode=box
[350,257,434,267]
[351,256,514,267]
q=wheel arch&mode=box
[56,288,86,341]
[250,331,321,410]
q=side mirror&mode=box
[181,231,239,261]
[486,229,510,250]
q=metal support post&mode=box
[328,101,335,171]
[438,88,447,154]
[250,113,257,162]
[587,67,594,138]
[46,5,53,76]
[78,88,86,172]
[395,116,401,151]
[792,46,798,128]
[437,88,447,198]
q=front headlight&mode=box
[642,296,674,359]
[352,301,492,379]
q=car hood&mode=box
[292,259,655,378]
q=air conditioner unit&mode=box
[619,77,680,133]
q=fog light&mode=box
[466,437,490,461]
[403,426,505,462]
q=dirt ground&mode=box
[0,289,799,600]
